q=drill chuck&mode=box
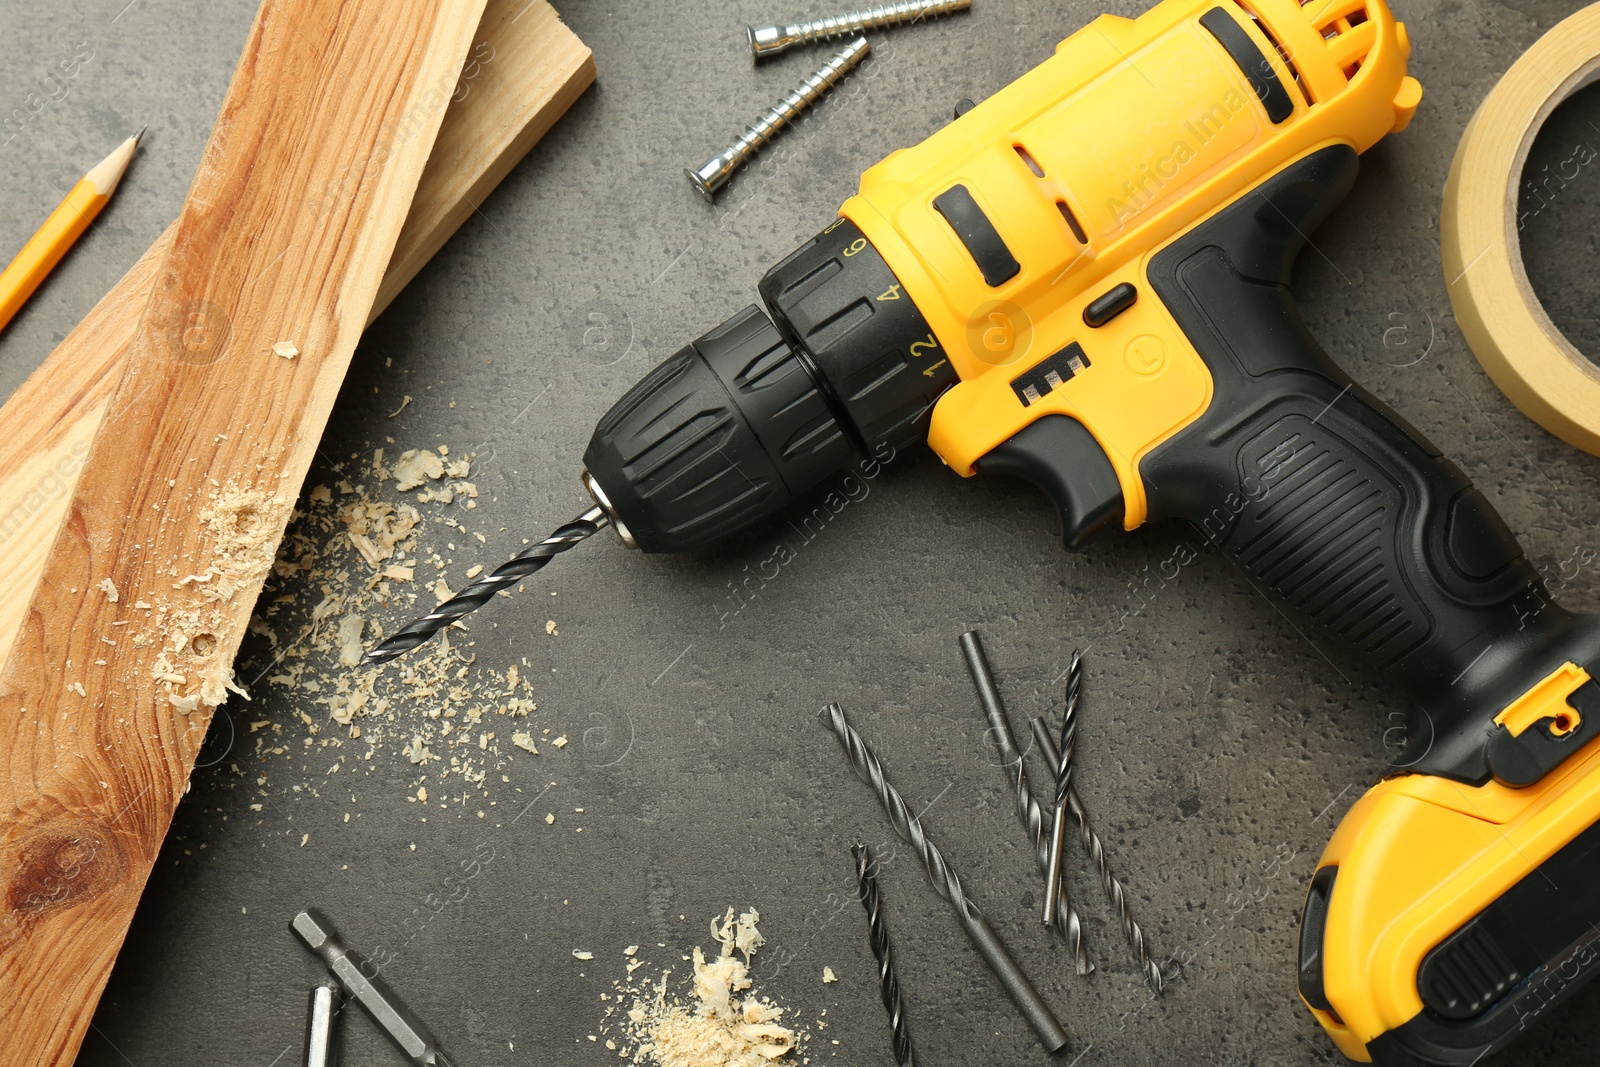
[583,219,956,553]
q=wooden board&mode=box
[0,0,592,671]
[0,1,490,1062]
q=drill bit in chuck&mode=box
[852,843,917,1067]
[365,505,608,664]
[820,702,1070,1053]
[1029,717,1165,995]
[290,908,458,1067]
[748,1,972,59]
[958,630,1092,975]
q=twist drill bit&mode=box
[852,843,917,1067]
[365,505,607,664]
[748,1,972,59]
[687,37,869,201]
[1043,652,1082,929]
[959,630,1092,975]
[1030,717,1165,996]
[820,702,1070,1053]
[291,908,458,1067]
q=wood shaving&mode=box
[272,341,299,359]
[391,448,445,490]
[199,665,249,707]
[711,908,766,962]
[821,968,836,984]
[512,731,538,754]
[336,615,365,667]
[417,484,453,505]
[608,907,799,1066]
[98,578,119,603]
[573,949,595,961]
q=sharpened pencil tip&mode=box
[133,125,147,145]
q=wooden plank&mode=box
[0,0,490,1062]
[378,0,593,312]
[0,0,592,670]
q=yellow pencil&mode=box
[0,128,144,335]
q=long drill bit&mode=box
[1030,716,1165,995]
[958,631,1092,975]
[1043,652,1082,928]
[820,702,1070,1053]
[852,843,916,1067]
[365,505,608,664]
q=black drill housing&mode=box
[583,219,956,553]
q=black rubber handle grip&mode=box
[1140,147,1600,784]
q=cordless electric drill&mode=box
[376,0,1600,1062]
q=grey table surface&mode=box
[2,1,1600,1065]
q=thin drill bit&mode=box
[687,38,869,200]
[1043,652,1081,929]
[748,1,972,59]
[852,843,916,1067]
[364,505,608,664]
[958,630,1092,975]
[290,908,457,1067]
[1030,717,1165,996]
[820,702,1070,1053]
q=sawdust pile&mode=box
[133,485,284,715]
[235,445,566,808]
[603,908,803,1066]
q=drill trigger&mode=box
[976,414,1123,549]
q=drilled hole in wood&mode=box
[192,633,217,657]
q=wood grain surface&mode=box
[0,0,490,1061]
[0,0,592,672]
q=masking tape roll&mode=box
[1443,3,1600,456]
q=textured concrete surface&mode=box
[2,1,1600,1065]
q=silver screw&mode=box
[748,1,971,60]
[687,36,870,201]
